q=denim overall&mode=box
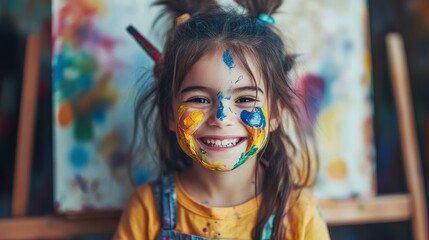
[153,175,274,240]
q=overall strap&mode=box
[153,174,177,238]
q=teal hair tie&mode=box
[257,13,275,25]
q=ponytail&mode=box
[234,0,282,17]
[154,0,219,26]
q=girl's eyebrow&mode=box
[180,86,210,94]
[233,86,264,94]
[180,86,264,94]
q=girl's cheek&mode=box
[240,106,269,147]
[177,105,205,132]
[240,107,267,129]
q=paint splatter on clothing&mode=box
[115,174,330,239]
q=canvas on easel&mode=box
[52,0,163,214]
[278,0,375,199]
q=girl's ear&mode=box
[269,100,283,132]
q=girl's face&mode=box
[170,48,272,171]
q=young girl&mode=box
[115,0,330,239]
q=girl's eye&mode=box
[236,97,256,103]
[186,97,210,104]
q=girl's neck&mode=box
[178,158,263,208]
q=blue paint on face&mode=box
[222,49,235,70]
[217,92,231,121]
[228,107,236,115]
[235,75,243,84]
[240,107,266,128]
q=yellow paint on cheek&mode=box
[176,105,206,159]
[184,111,205,130]
[178,105,187,119]
[184,132,197,155]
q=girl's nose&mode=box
[206,101,237,128]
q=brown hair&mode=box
[131,0,316,238]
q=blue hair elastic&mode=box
[257,13,275,25]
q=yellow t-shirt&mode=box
[115,176,330,239]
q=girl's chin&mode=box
[193,158,239,171]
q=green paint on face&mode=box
[199,147,207,160]
[232,145,258,169]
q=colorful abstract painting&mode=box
[52,0,162,213]
[277,0,374,199]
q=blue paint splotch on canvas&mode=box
[222,49,235,69]
[69,145,90,170]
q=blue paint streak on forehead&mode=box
[234,75,243,84]
[240,107,266,128]
[217,92,231,121]
[222,49,235,70]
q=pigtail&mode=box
[154,0,219,26]
[234,0,283,17]
[283,54,296,73]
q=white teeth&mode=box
[203,138,239,147]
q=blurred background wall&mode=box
[0,0,428,239]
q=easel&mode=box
[319,33,429,240]
[0,33,427,239]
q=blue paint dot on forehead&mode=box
[240,107,266,128]
[222,49,235,70]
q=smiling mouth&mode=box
[199,137,244,148]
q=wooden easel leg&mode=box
[12,34,42,217]
[386,33,429,240]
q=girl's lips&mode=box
[197,136,246,151]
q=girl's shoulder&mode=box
[115,182,161,239]
[287,188,323,221]
[133,181,155,199]
[125,181,159,216]
[285,189,330,240]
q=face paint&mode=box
[233,107,268,170]
[176,48,269,172]
[228,107,235,114]
[176,103,269,171]
[216,92,231,121]
[222,49,235,70]
[240,107,266,128]
[176,105,206,161]
[234,75,243,84]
